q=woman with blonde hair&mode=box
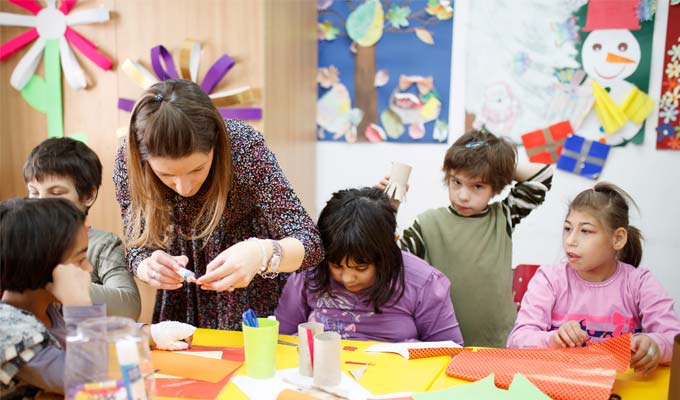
[113,79,323,330]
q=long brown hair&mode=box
[568,182,643,267]
[126,79,232,248]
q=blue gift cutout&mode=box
[556,135,611,180]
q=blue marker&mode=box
[176,266,196,282]
[242,308,259,327]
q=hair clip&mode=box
[464,141,485,149]
[154,93,163,103]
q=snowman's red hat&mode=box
[582,0,640,32]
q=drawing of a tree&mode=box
[319,0,453,140]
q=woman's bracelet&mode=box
[247,237,268,276]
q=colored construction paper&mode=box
[413,374,500,399]
[446,334,631,400]
[0,28,39,61]
[556,135,611,180]
[68,132,87,144]
[151,349,242,383]
[365,340,461,360]
[200,54,235,94]
[21,75,47,112]
[120,58,158,89]
[346,0,384,47]
[65,7,109,26]
[179,39,201,81]
[64,27,112,70]
[59,36,87,90]
[10,36,45,90]
[656,2,680,150]
[521,121,573,163]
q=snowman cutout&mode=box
[577,0,653,145]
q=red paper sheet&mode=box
[446,334,631,400]
[154,346,244,399]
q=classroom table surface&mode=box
[156,328,671,400]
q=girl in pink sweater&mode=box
[507,183,680,374]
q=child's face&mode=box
[563,210,626,281]
[147,149,214,198]
[27,175,90,212]
[446,170,495,216]
[329,257,376,293]
[61,224,93,274]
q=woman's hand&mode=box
[137,250,187,290]
[47,263,92,306]
[630,334,661,374]
[196,240,266,292]
[550,320,590,348]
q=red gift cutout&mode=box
[521,121,573,163]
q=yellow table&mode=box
[186,328,452,399]
[164,329,671,399]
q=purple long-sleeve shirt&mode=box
[276,251,464,344]
[507,262,680,363]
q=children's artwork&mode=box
[117,40,262,122]
[464,0,656,147]
[556,135,611,180]
[317,0,453,143]
[657,2,680,150]
[446,334,631,400]
[521,121,574,163]
[0,0,113,141]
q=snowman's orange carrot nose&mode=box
[606,52,635,64]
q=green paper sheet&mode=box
[412,373,550,400]
[68,132,88,143]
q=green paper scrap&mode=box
[380,109,404,139]
[20,39,64,138]
[68,132,88,144]
[412,375,501,400]
[508,374,551,400]
[411,373,550,400]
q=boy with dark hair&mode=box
[381,129,553,347]
[24,138,141,320]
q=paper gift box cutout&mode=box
[521,121,573,163]
[556,135,611,180]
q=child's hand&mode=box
[150,321,196,350]
[550,320,590,348]
[630,334,661,374]
[47,263,92,306]
[376,175,408,211]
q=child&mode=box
[507,183,680,374]
[381,129,553,347]
[0,198,194,397]
[24,138,141,320]
[276,187,463,343]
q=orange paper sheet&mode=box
[151,349,242,383]
[446,334,631,400]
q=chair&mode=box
[512,264,540,311]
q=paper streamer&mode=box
[59,0,77,14]
[118,98,136,112]
[313,332,341,387]
[64,26,112,70]
[298,322,324,377]
[59,36,87,90]
[121,59,159,89]
[150,45,179,81]
[10,36,45,90]
[179,39,201,81]
[0,28,39,61]
[0,12,36,27]
[218,108,262,120]
[210,86,258,107]
[9,0,42,15]
[65,7,109,26]
[383,161,412,202]
[200,54,235,94]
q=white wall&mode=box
[316,1,680,307]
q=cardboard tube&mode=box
[384,161,412,201]
[297,322,324,377]
[670,334,680,400]
[312,332,341,387]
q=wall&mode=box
[316,0,680,307]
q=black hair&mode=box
[0,197,85,292]
[23,137,103,206]
[306,187,405,312]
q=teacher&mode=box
[113,79,323,329]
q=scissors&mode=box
[242,308,259,327]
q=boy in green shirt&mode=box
[23,138,141,320]
[381,129,553,347]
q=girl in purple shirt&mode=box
[508,183,680,375]
[276,187,463,344]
